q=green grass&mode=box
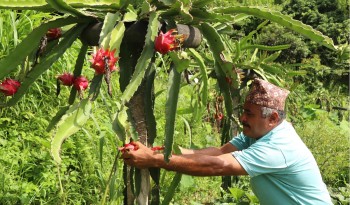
[0,8,349,205]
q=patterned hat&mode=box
[245,78,290,110]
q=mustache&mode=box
[242,122,250,128]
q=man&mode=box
[122,78,332,205]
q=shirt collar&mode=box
[257,120,288,141]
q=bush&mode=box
[295,111,349,187]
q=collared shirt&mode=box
[230,120,333,205]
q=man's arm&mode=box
[180,142,239,156]
[122,142,247,176]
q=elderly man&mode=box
[122,78,332,205]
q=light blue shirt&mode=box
[230,120,332,205]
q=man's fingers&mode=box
[134,141,146,149]
[121,150,133,160]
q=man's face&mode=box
[240,102,271,139]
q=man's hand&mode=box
[121,142,161,169]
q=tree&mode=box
[0,0,337,204]
[282,0,349,65]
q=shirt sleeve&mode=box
[229,132,252,150]
[232,142,288,177]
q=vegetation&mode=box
[0,0,349,204]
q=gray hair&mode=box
[261,107,286,121]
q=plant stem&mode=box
[57,164,66,204]
[101,151,120,205]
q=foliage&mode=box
[282,0,349,44]
[329,184,350,205]
[295,112,350,205]
[284,63,349,204]
[295,112,349,186]
[254,23,311,63]
[0,10,124,204]
[0,0,346,204]
[0,10,51,57]
[281,0,350,67]
[288,54,349,114]
[0,74,124,204]
[247,0,349,93]
[285,58,349,186]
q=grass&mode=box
[0,8,349,205]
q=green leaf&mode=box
[233,41,241,63]
[239,20,269,47]
[46,105,70,132]
[168,52,190,73]
[242,44,291,51]
[4,23,88,107]
[213,23,234,35]
[233,13,251,22]
[51,99,92,164]
[100,12,121,48]
[246,192,259,203]
[180,174,194,188]
[99,135,105,168]
[190,8,235,23]
[260,63,285,75]
[164,64,181,162]
[73,43,89,76]
[150,167,161,204]
[144,63,157,145]
[178,0,193,23]
[112,105,128,141]
[159,0,176,6]
[192,0,215,8]
[127,110,139,141]
[339,120,350,135]
[229,187,245,201]
[262,50,282,63]
[161,172,182,205]
[149,167,160,185]
[46,0,85,17]
[180,116,192,143]
[214,6,336,50]
[286,70,308,76]
[201,23,234,118]
[109,21,125,56]
[0,0,121,11]
[69,43,88,104]
[134,168,141,196]
[189,98,200,123]
[159,1,193,23]
[88,74,104,101]
[140,1,152,17]
[172,143,182,154]
[0,16,89,80]
[200,22,224,52]
[120,12,159,104]
[123,7,138,22]
[188,48,208,110]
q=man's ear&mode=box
[269,111,280,125]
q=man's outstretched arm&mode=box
[122,142,247,176]
[179,142,239,156]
